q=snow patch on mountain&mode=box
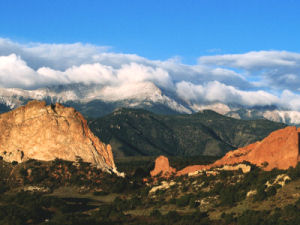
[84,82,192,113]
[191,103,231,115]
[2,83,300,124]
[0,87,79,108]
[263,110,300,124]
[0,82,192,114]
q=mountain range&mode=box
[1,82,300,125]
[89,108,285,158]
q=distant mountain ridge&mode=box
[89,108,286,158]
[1,82,300,124]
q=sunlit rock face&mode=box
[153,126,300,177]
[0,100,115,173]
[210,126,300,171]
[150,155,176,177]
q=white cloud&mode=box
[0,54,41,88]
[1,38,300,111]
[0,38,251,89]
[280,90,300,110]
[175,81,204,102]
[176,81,279,107]
[198,51,300,70]
[198,50,300,92]
[0,38,109,70]
[117,63,173,88]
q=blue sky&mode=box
[1,0,300,63]
[1,0,300,110]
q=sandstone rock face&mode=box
[0,101,116,172]
[176,165,209,176]
[149,180,176,193]
[218,164,251,173]
[211,126,300,171]
[150,155,176,177]
[176,126,300,176]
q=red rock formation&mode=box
[0,101,116,173]
[150,126,300,177]
[176,165,210,176]
[150,155,176,177]
[213,126,299,171]
[175,126,300,176]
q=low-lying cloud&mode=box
[1,38,300,110]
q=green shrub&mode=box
[93,191,108,196]
[0,181,8,194]
[165,210,181,222]
[254,185,267,201]
[112,197,127,211]
[189,196,199,208]
[266,186,277,197]
[150,209,162,218]
[169,198,176,204]
[237,210,269,225]
[221,212,236,224]
[287,163,300,180]
[176,194,191,207]
[19,167,27,177]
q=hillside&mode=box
[1,155,300,225]
[89,108,286,158]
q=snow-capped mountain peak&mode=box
[1,83,300,125]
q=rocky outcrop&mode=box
[152,126,300,177]
[149,180,176,193]
[0,101,116,173]
[176,126,300,176]
[176,165,209,176]
[210,126,300,171]
[150,155,176,177]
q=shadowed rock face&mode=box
[153,126,300,177]
[0,101,115,173]
[150,155,176,177]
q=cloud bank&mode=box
[1,38,300,110]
